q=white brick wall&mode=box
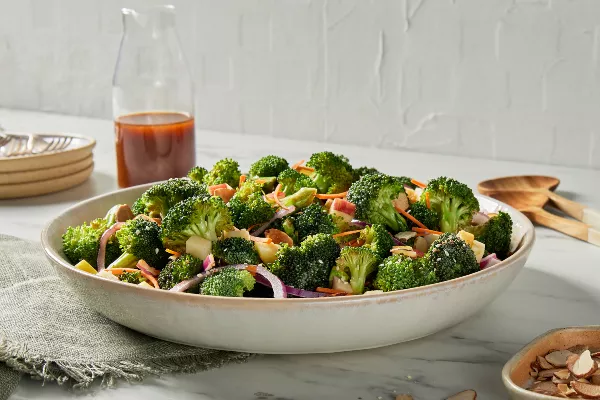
[1,0,599,168]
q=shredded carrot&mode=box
[394,204,426,229]
[291,159,305,170]
[106,268,140,275]
[295,165,315,174]
[332,229,362,238]
[139,269,160,288]
[316,287,350,295]
[165,249,181,257]
[425,192,431,209]
[254,178,267,184]
[316,191,348,200]
[411,227,443,235]
[273,184,290,210]
[245,265,257,276]
[239,174,246,187]
[410,179,427,188]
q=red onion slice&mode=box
[472,212,490,226]
[203,254,215,271]
[480,253,501,269]
[254,265,287,298]
[137,259,160,277]
[350,219,370,228]
[97,222,124,272]
[169,266,226,292]
[254,274,328,298]
[251,206,296,237]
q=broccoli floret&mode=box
[119,270,146,284]
[396,176,415,189]
[212,237,261,265]
[188,166,208,183]
[204,158,241,188]
[279,187,318,209]
[236,180,263,201]
[305,151,354,194]
[359,224,395,259]
[157,254,204,291]
[109,218,169,270]
[131,178,207,219]
[423,177,479,233]
[426,232,479,281]
[329,247,380,295]
[294,203,338,242]
[200,267,256,297]
[408,202,440,230]
[373,255,438,292]
[62,218,122,268]
[347,173,408,233]
[227,192,276,230]
[161,195,233,251]
[467,211,513,259]
[277,168,317,195]
[352,166,379,182]
[248,155,289,178]
[270,233,340,291]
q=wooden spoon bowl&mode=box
[478,175,560,195]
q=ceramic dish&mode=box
[502,326,600,399]
[0,163,94,199]
[41,184,535,354]
[0,154,93,185]
[0,132,95,173]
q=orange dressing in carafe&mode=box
[115,111,195,188]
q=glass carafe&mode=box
[112,5,195,188]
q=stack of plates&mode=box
[0,133,96,199]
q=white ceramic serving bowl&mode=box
[41,184,535,354]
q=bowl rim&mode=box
[41,182,536,304]
[501,326,600,399]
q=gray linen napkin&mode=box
[0,234,252,400]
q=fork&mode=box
[0,134,73,157]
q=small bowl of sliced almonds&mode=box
[503,326,600,399]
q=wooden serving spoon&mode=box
[478,175,600,229]
[487,190,600,246]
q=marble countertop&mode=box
[2,108,600,400]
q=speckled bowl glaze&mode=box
[503,326,600,399]
[41,184,535,354]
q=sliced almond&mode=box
[530,370,539,378]
[539,369,564,378]
[538,355,556,370]
[569,350,598,378]
[551,376,570,385]
[569,345,590,355]
[578,378,591,383]
[554,369,571,380]
[531,381,559,396]
[546,350,575,368]
[396,396,413,400]
[445,389,477,400]
[571,381,600,398]
[557,383,577,397]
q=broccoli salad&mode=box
[62,152,515,298]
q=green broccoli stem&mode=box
[378,205,406,233]
[311,173,329,194]
[440,200,463,232]
[107,252,138,269]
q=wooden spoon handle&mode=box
[543,190,600,229]
[529,208,600,246]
